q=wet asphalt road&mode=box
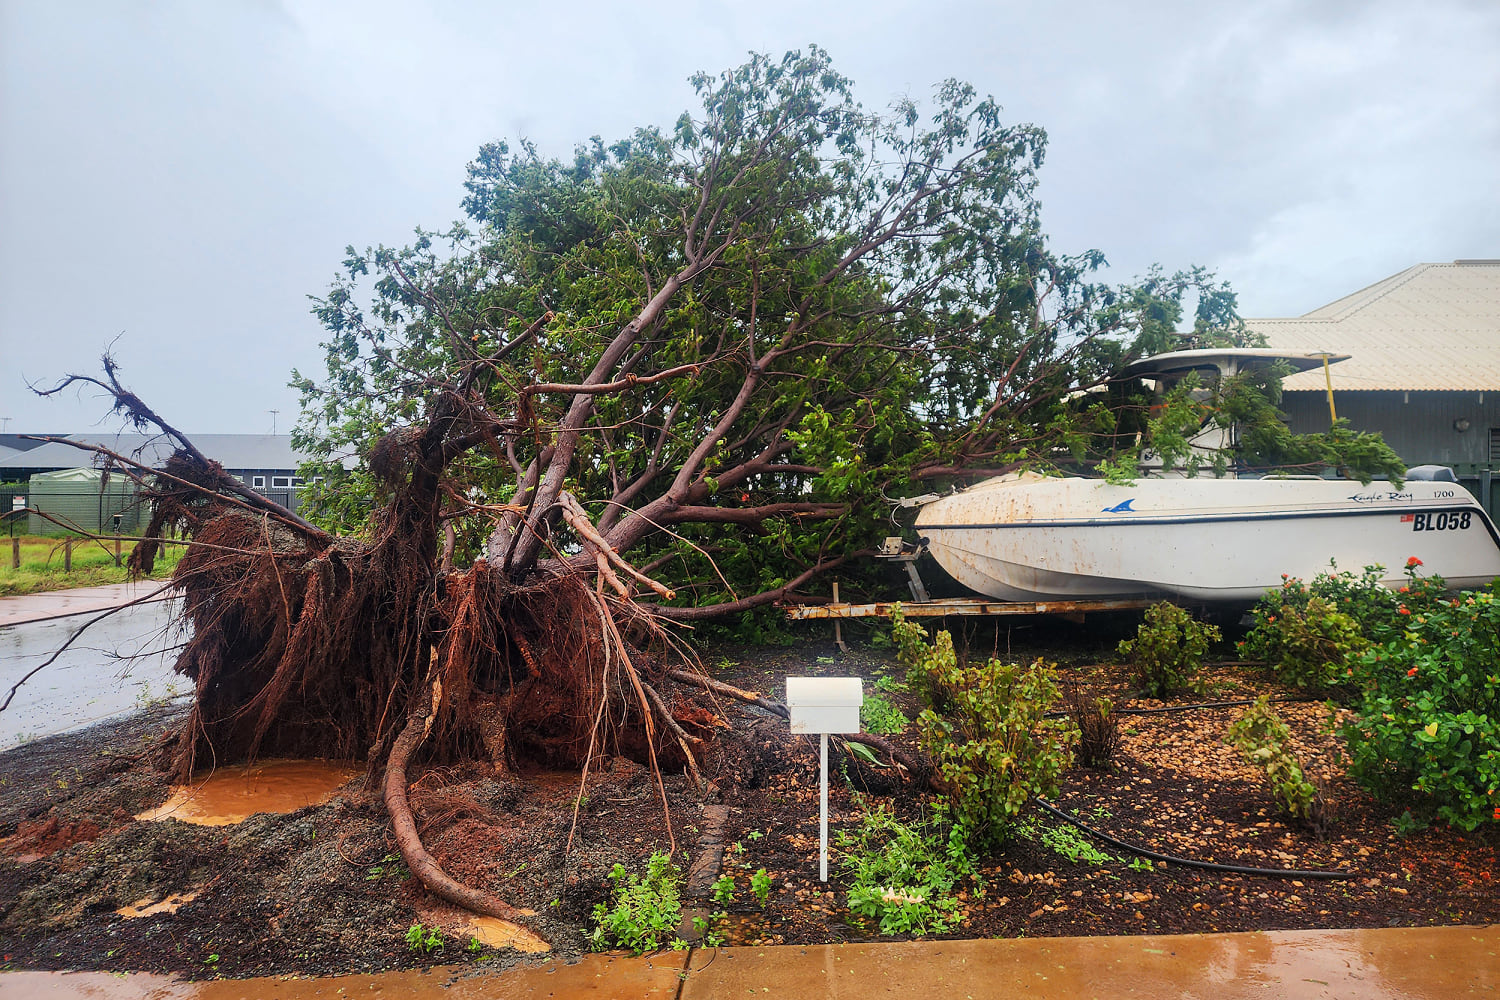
[0,600,187,751]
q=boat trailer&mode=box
[785,596,1155,622]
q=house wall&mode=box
[1283,389,1499,520]
[1283,390,1499,467]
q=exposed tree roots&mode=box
[24,367,933,937]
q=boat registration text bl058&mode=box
[1408,510,1474,532]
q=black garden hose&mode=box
[1045,694,1326,719]
[1033,798,1354,880]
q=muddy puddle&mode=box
[463,916,551,954]
[134,759,363,826]
[114,892,199,919]
[3,926,1492,999]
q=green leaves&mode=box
[1118,602,1221,698]
[588,852,686,954]
[1226,696,1323,825]
[838,801,975,936]
[896,612,1078,849]
[1341,588,1500,831]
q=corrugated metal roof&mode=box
[0,434,308,472]
[1245,260,1500,392]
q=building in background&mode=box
[0,434,312,534]
[1247,260,1500,519]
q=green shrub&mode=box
[588,852,686,954]
[895,613,1078,849]
[1118,602,1221,698]
[1225,696,1323,826]
[859,691,909,735]
[1342,588,1500,831]
[838,801,976,936]
[1240,589,1366,691]
[1239,559,1450,691]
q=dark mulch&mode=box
[1,619,1495,979]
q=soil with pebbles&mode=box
[1,614,1496,979]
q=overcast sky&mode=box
[2,0,1496,434]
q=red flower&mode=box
[1398,607,1411,615]
[1399,586,1409,593]
[1407,667,1419,677]
[1406,556,1423,568]
[1494,807,1500,821]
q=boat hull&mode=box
[913,477,1500,603]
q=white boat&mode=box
[909,349,1500,603]
[912,473,1500,603]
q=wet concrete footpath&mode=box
[0,580,174,628]
[3,925,1494,999]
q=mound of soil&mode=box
[1,620,1496,979]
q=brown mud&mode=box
[1,619,1497,980]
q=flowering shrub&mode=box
[1239,560,1453,691]
[895,612,1078,848]
[1342,589,1500,831]
[1117,601,1221,698]
[1239,588,1367,691]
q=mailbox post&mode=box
[785,676,863,881]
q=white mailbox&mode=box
[786,675,864,882]
[786,676,863,734]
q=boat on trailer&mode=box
[912,472,1500,603]
[908,349,1500,604]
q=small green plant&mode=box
[710,873,736,906]
[873,673,907,694]
[404,923,444,955]
[588,851,686,954]
[896,612,1077,848]
[1226,696,1324,827]
[691,912,726,947]
[1016,815,1117,865]
[749,868,772,907]
[366,852,409,881]
[465,937,483,954]
[859,691,910,735]
[838,801,976,936]
[1118,602,1220,698]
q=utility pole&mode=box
[268,410,280,435]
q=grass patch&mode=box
[0,534,183,596]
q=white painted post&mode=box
[820,732,829,881]
[785,676,862,884]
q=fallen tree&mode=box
[19,49,1323,933]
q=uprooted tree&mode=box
[23,48,1398,930]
